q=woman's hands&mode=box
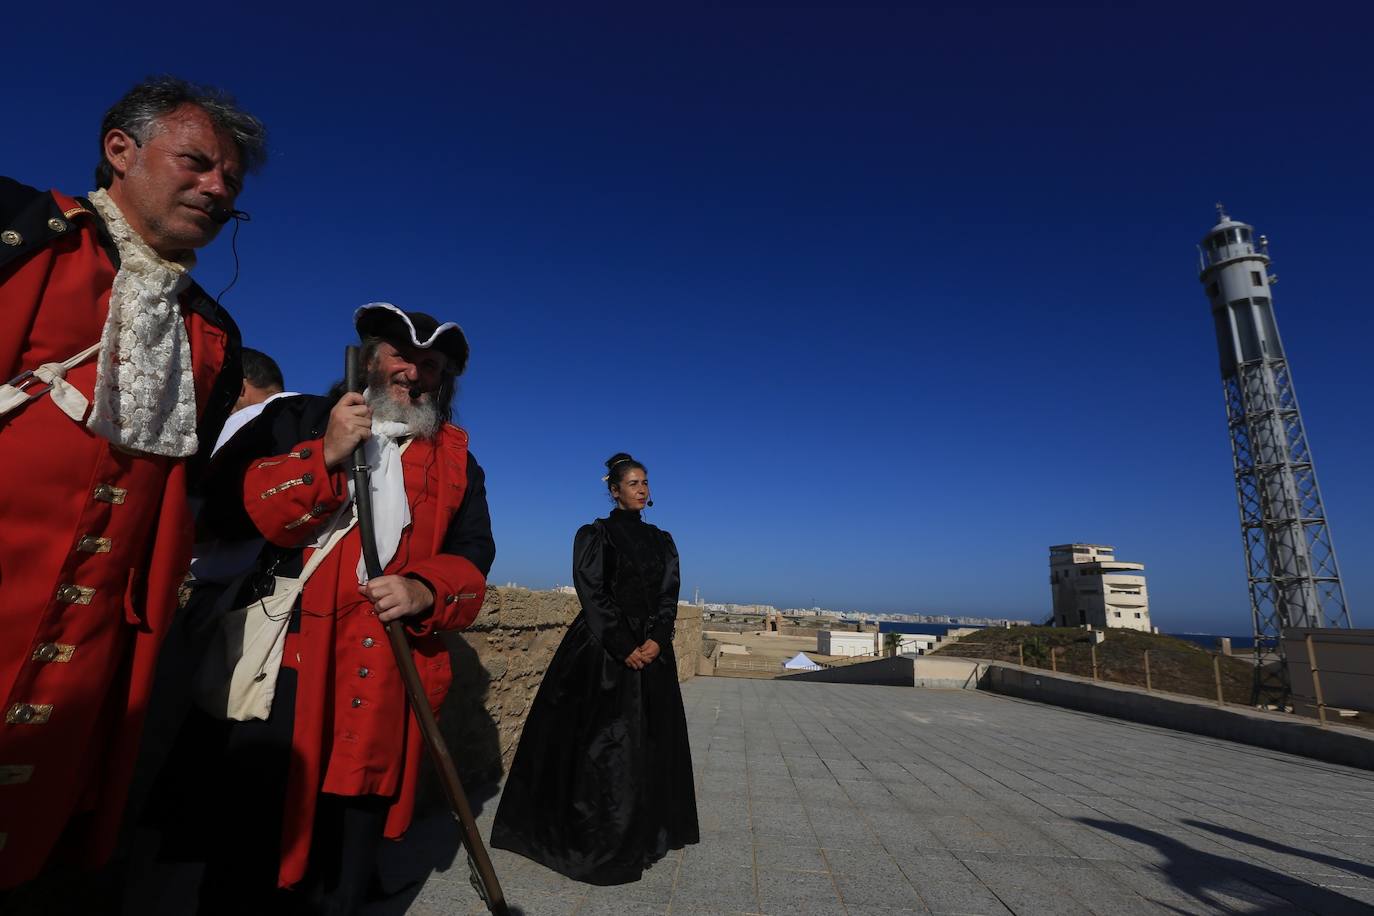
[624,638,661,670]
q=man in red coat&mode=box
[0,77,265,892]
[168,302,494,914]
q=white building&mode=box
[1049,543,1151,632]
[817,630,879,657]
[893,634,938,654]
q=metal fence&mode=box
[950,638,1253,706]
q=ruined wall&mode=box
[428,588,702,795]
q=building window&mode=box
[1134,612,1141,618]
[1250,271,1263,286]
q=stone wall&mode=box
[426,588,702,796]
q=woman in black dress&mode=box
[491,453,699,884]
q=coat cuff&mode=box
[402,555,486,636]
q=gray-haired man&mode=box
[0,76,265,891]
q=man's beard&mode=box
[365,367,441,440]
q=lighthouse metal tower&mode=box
[1198,206,1352,707]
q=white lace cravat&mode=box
[84,189,200,457]
[348,419,413,583]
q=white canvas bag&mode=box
[193,511,356,721]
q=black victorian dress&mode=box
[490,508,699,884]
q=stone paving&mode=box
[392,678,1374,915]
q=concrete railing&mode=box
[779,655,987,689]
[1284,627,1374,725]
[983,662,1374,772]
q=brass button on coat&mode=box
[1,230,21,246]
[350,697,363,708]
[362,637,375,648]
[77,535,112,553]
[93,484,127,504]
[311,503,328,517]
[358,667,369,678]
[6,703,52,725]
[301,472,314,485]
[47,218,68,232]
[56,584,95,605]
[298,447,312,459]
[31,643,74,663]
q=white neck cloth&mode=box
[85,189,200,457]
[347,416,413,584]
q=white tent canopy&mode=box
[783,652,822,671]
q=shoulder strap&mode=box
[294,438,413,583]
[296,510,358,582]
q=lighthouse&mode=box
[1198,206,1351,706]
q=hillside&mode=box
[933,626,1257,705]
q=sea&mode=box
[876,620,1255,649]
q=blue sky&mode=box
[7,5,1371,633]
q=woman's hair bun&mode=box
[604,452,645,491]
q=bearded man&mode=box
[0,77,264,890]
[163,302,494,914]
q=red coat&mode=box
[234,413,488,887]
[0,181,240,887]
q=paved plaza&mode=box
[399,678,1374,915]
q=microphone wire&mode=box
[215,211,251,302]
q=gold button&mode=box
[302,472,315,485]
[56,584,95,605]
[446,594,458,604]
[298,448,313,459]
[358,667,369,678]
[1,230,20,246]
[77,535,112,553]
[311,503,328,517]
[362,637,374,648]
[47,218,68,232]
[32,643,74,663]
[6,704,52,725]
[350,697,363,708]
[93,484,128,504]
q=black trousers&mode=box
[149,669,389,916]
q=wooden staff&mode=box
[346,346,509,915]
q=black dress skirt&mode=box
[490,509,699,884]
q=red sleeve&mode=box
[404,556,486,636]
[242,436,350,545]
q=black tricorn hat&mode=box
[354,302,469,375]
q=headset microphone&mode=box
[208,204,251,225]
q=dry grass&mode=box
[933,626,1257,705]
